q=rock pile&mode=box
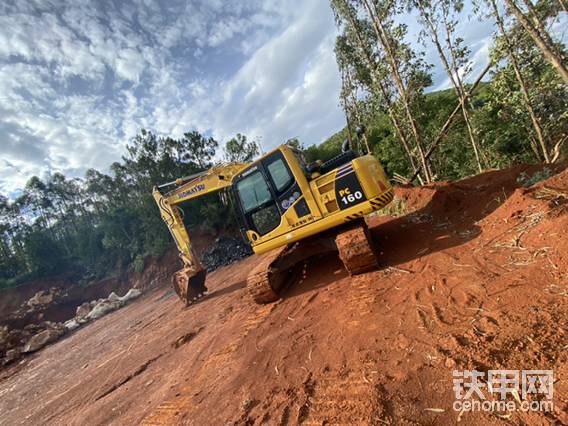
[201,236,252,272]
[8,287,67,324]
[0,288,142,367]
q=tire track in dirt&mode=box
[301,366,381,425]
[2,164,568,425]
[141,302,277,425]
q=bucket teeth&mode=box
[172,267,208,306]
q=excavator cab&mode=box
[230,145,392,255]
[153,143,393,306]
[233,149,308,241]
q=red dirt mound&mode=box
[0,164,566,425]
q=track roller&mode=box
[247,238,337,304]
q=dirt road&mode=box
[0,165,567,425]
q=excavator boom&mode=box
[152,163,247,305]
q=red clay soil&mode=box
[0,164,567,425]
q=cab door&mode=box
[233,149,315,242]
[234,165,281,238]
[262,151,304,218]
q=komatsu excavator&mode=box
[152,143,393,306]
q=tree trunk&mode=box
[410,61,493,182]
[340,71,355,149]
[345,114,354,149]
[503,0,568,84]
[417,1,484,172]
[522,0,562,49]
[340,2,426,182]
[345,70,370,153]
[378,81,424,184]
[442,13,485,170]
[361,0,432,182]
[528,135,543,160]
[491,0,551,162]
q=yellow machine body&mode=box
[152,144,393,304]
[241,145,393,254]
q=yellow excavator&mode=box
[153,143,393,305]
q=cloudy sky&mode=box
[0,0,496,197]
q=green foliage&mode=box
[516,167,554,187]
[224,134,259,163]
[484,21,568,162]
[2,0,567,288]
[303,128,346,163]
[22,230,66,276]
[0,129,237,287]
[132,254,145,273]
[330,0,567,183]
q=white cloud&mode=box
[212,0,340,145]
[0,0,500,197]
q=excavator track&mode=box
[335,220,378,275]
[247,245,293,304]
[247,237,337,304]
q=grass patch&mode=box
[369,196,408,218]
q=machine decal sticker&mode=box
[335,171,367,210]
[178,183,206,199]
[281,191,301,210]
[336,163,354,178]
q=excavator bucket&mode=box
[172,267,208,306]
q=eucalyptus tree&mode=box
[331,0,431,182]
[502,0,568,84]
[412,0,485,171]
[338,50,372,153]
[357,0,434,181]
[223,133,259,163]
[486,0,552,162]
[480,9,568,163]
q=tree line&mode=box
[0,131,259,288]
[329,0,567,184]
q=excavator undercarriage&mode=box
[246,219,377,304]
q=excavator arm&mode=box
[152,163,247,305]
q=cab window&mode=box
[266,158,293,193]
[236,171,272,213]
[236,170,281,235]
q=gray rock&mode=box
[64,319,80,331]
[86,300,122,320]
[108,292,121,302]
[76,302,92,319]
[119,288,141,303]
[4,348,22,364]
[27,290,55,307]
[23,329,63,353]
[201,236,252,272]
